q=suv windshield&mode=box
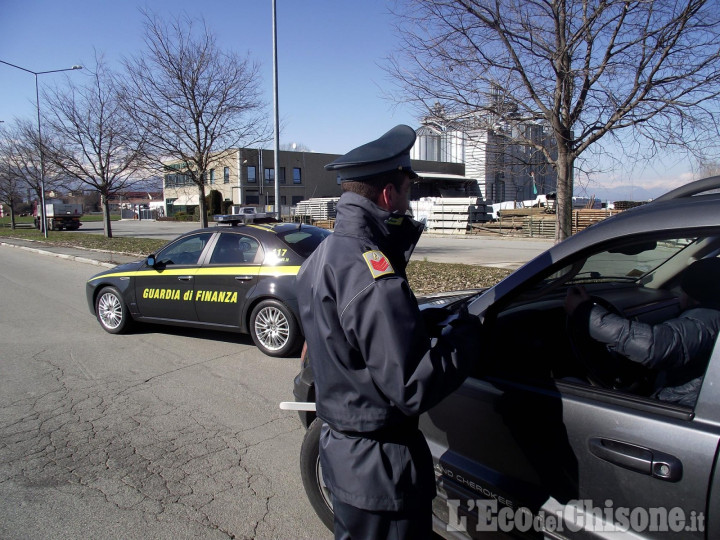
[277,227,331,258]
[538,237,698,290]
[568,238,696,283]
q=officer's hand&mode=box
[565,285,590,315]
[421,307,452,336]
[442,303,482,338]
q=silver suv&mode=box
[294,176,720,539]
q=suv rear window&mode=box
[277,227,331,258]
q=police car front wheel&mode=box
[249,299,301,357]
[95,286,133,334]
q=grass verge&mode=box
[0,228,512,294]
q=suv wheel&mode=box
[300,418,334,531]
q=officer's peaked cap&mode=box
[325,124,419,181]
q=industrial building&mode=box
[162,147,466,217]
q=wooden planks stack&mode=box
[471,208,622,238]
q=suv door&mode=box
[423,234,720,539]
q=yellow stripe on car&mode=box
[87,265,301,282]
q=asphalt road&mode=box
[0,246,331,540]
[78,219,554,269]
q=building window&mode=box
[165,173,192,187]
[247,166,256,183]
[210,169,215,185]
[246,194,259,205]
[223,167,230,184]
[264,168,274,185]
[279,167,286,184]
[293,168,302,184]
[292,196,304,206]
[494,179,506,203]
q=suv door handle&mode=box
[177,276,194,281]
[235,276,254,281]
[589,438,682,482]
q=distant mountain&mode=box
[573,184,665,203]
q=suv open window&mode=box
[482,232,720,411]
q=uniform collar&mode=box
[335,192,423,269]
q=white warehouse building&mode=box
[411,117,557,205]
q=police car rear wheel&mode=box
[96,286,132,334]
[249,299,300,357]
[300,418,334,531]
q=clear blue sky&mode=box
[0,0,697,200]
[0,0,415,155]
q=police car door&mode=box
[135,232,213,322]
[193,231,263,327]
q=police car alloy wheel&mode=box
[249,299,301,357]
[95,286,132,334]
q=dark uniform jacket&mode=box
[296,191,477,511]
[585,304,720,406]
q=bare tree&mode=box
[388,0,720,241]
[0,119,65,229]
[699,160,720,177]
[0,128,24,229]
[121,12,267,228]
[42,56,149,238]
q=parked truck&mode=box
[34,201,83,231]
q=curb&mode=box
[0,241,118,269]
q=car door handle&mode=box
[589,438,682,482]
[234,276,254,281]
[177,276,194,281]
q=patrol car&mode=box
[293,176,720,538]
[86,220,330,357]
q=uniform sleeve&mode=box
[341,275,478,416]
[588,305,686,369]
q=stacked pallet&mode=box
[423,197,491,235]
[470,208,623,238]
[571,209,621,231]
[295,197,339,220]
[521,209,622,238]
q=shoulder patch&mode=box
[362,250,394,279]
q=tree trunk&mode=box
[197,184,208,228]
[101,193,113,238]
[9,203,17,230]
[554,152,574,243]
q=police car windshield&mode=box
[277,227,331,258]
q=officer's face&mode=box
[388,175,411,215]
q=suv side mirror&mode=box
[146,254,156,267]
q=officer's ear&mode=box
[377,183,395,211]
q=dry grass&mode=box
[407,260,512,294]
[0,228,512,294]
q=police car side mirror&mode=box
[146,254,156,267]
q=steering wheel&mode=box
[566,295,655,393]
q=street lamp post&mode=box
[0,60,82,238]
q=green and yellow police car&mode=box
[86,219,330,357]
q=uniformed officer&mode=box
[296,125,481,539]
